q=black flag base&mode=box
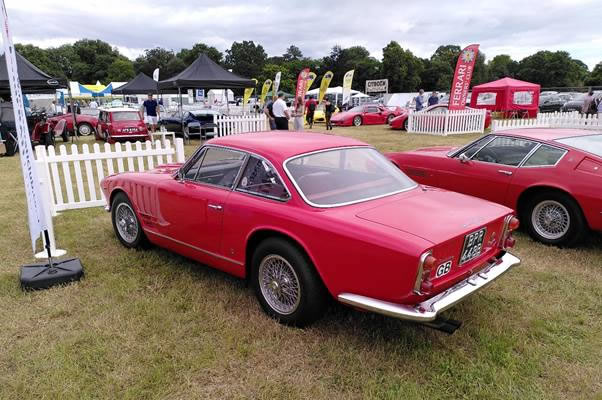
[20,230,83,290]
[20,258,84,290]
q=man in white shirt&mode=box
[49,100,57,116]
[272,92,290,130]
[89,99,98,109]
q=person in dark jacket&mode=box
[428,91,439,106]
[324,97,335,130]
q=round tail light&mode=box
[508,216,520,231]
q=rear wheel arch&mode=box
[516,186,584,221]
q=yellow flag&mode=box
[243,79,257,111]
[305,71,317,92]
[260,79,272,105]
[318,71,333,103]
[342,70,355,105]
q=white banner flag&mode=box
[1,0,48,252]
[152,68,159,82]
[273,71,281,97]
[342,69,355,105]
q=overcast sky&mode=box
[5,0,602,69]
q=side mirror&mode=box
[459,153,470,163]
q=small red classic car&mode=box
[46,112,99,136]
[389,104,492,131]
[387,129,602,246]
[101,132,520,328]
[95,108,149,143]
[330,104,403,127]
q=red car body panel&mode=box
[101,132,516,311]
[47,113,99,132]
[386,129,602,232]
[331,105,403,127]
[390,104,492,130]
[95,108,149,143]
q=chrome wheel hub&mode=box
[259,255,301,315]
[115,203,138,243]
[532,200,570,240]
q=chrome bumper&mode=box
[338,252,520,322]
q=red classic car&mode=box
[387,129,602,246]
[330,104,403,127]
[389,104,492,131]
[101,132,520,328]
[95,108,149,143]
[46,112,99,136]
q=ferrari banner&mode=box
[449,44,479,110]
[259,79,272,106]
[318,71,333,103]
[294,68,310,109]
[243,79,257,111]
[273,72,281,100]
[305,71,317,92]
[342,69,355,105]
[1,0,48,252]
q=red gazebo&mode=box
[469,77,540,118]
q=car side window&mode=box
[196,147,246,188]
[458,135,494,158]
[522,145,566,167]
[182,148,206,180]
[366,106,379,113]
[473,137,538,166]
[236,156,290,201]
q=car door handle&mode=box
[498,170,513,176]
[208,204,223,210]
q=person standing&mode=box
[292,96,304,131]
[48,100,57,116]
[427,91,439,106]
[272,92,290,130]
[324,97,335,130]
[305,96,317,129]
[89,99,98,109]
[415,89,425,111]
[581,90,595,115]
[142,93,160,132]
[597,96,602,118]
[263,98,276,130]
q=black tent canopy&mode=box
[158,53,255,90]
[113,72,177,95]
[0,51,66,94]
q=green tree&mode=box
[283,45,303,62]
[177,42,223,65]
[321,45,380,90]
[381,41,422,92]
[70,39,121,83]
[487,54,518,81]
[106,57,135,82]
[517,51,589,87]
[134,47,178,79]
[225,41,267,80]
[585,62,602,86]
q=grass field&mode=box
[0,126,600,399]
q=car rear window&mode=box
[555,135,602,158]
[285,147,416,207]
[112,112,140,121]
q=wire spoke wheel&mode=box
[78,124,92,136]
[258,254,301,315]
[115,203,139,244]
[353,116,362,126]
[532,200,570,240]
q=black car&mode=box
[158,109,220,138]
[539,95,565,113]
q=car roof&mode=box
[207,131,369,162]
[497,128,601,142]
[99,107,139,112]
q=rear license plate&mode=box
[459,227,486,264]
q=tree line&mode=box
[15,39,602,93]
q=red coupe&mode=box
[387,129,602,246]
[389,104,492,131]
[101,132,519,328]
[46,112,99,137]
[330,104,403,127]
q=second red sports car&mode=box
[330,104,403,127]
[390,104,492,131]
[387,129,602,246]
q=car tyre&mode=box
[353,116,362,127]
[43,132,55,147]
[252,237,328,327]
[523,191,586,247]
[77,122,93,136]
[386,114,395,124]
[111,192,148,249]
[403,119,409,131]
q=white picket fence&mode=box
[407,108,487,135]
[213,114,268,136]
[33,138,185,258]
[492,111,601,132]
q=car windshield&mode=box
[112,111,140,121]
[285,147,417,207]
[555,134,602,157]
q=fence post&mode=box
[175,138,185,163]
[407,112,413,132]
[443,110,449,135]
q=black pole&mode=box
[43,229,53,268]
